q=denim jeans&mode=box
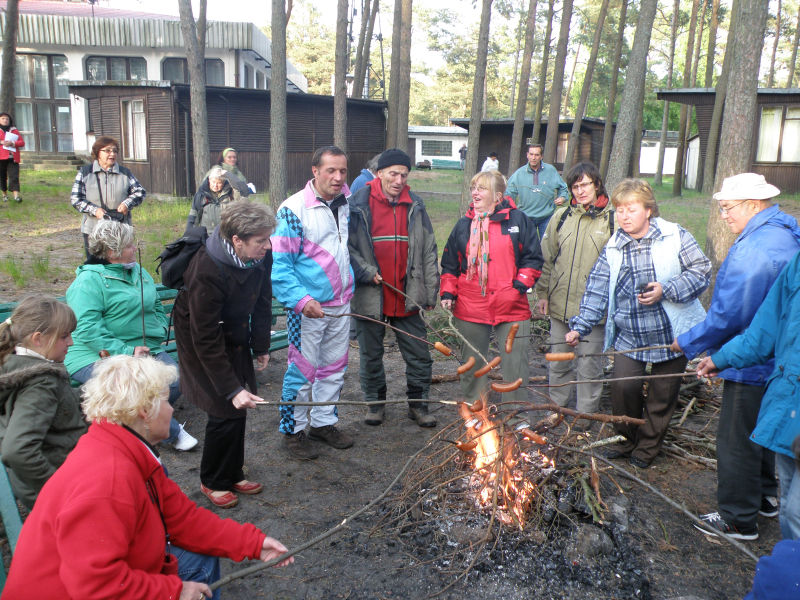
[71,352,182,443]
[776,453,800,539]
[171,545,221,600]
[529,214,552,241]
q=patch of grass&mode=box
[0,256,27,287]
[31,254,50,279]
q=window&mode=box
[122,98,147,160]
[86,56,147,82]
[243,64,253,88]
[205,59,224,86]
[162,58,187,83]
[256,71,265,90]
[757,105,800,164]
[421,140,452,157]
[556,132,569,163]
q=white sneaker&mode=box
[173,422,198,451]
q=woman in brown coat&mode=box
[174,201,275,509]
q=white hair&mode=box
[88,220,136,259]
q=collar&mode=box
[93,160,120,174]
[615,218,662,247]
[737,203,780,241]
[570,194,610,215]
[527,162,543,174]
[14,346,51,361]
[305,179,349,209]
[367,177,412,206]
[123,424,162,462]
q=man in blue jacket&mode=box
[675,173,800,541]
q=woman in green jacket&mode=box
[0,295,86,509]
[65,221,197,451]
[534,162,615,419]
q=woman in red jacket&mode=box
[440,170,543,402]
[0,112,24,202]
[3,355,292,600]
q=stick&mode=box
[379,279,450,347]
[137,246,146,347]
[323,311,437,349]
[534,371,698,388]
[209,441,431,591]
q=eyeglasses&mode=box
[571,181,595,192]
[718,200,748,216]
[470,185,489,193]
[100,148,118,154]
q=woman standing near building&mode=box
[0,112,24,203]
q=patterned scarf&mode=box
[222,237,264,269]
[466,210,491,296]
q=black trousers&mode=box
[200,415,246,490]
[610,353,687,464]
[717,380,777,529]
[0,158,19,192]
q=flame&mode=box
[457,394,549,528]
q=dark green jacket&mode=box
[0,355,86,508]
[348,186,439,318]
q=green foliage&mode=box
[0,256,26,287]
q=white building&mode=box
[0,0,306,154]
[408,125,468,166]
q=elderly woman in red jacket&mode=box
[0,112,24,203]
[3,354,292,600]
[440,170,543,402]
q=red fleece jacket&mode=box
[3,421,266,599]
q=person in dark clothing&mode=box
[348,148,440,427]
[174,201,274,509]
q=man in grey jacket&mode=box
[348,149,440,427]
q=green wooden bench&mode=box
[0,461,23,590]
[0,286,290,359]
[431,158,463,170]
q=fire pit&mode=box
[371,395,652,598]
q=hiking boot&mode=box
[285,430,319,460]
[308,424,354,449]
[629,456,651,469]
[694,512,758,541]
[408,403,436,427]
[364,403,385,426]
[759,496,779,518]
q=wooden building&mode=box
[656,88,800,193]
[68,81,387,196]
[449,117,611,176]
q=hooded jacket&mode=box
[186,177,235,232]
[0,355,86,509]
[440,198,543,325]
[0,125,24,163]
[348,181,439,319]
[4,421,266,599]
[173,227,272,419]
[534,197,615,324]
[65,262,168,375]
[678,204,800,385]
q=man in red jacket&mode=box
[348,149,440,427]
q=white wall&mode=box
[638,142,677,176]
[415,134,469,162]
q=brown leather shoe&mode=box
[285,430,319,460]
[308,424,354,449]
[364,404,385,426]
[232,480,263,495]
[408,404,436,427]
[200,484,238,508]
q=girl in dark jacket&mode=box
[0,295,85,509]
[0,112,25,202]
[440,170,543,403]
[174,201,274,509]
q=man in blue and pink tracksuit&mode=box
[271,146,355,461]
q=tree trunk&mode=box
[0,0,19,115]
[705,0,720,86]
[386,0,402,148]
[767,0,781,88]
[509,0,539,171]
[509,1,525,117]
[269,0,289,210]
[704,0,769,285]
[631,75,646,178]
[563,0,609,172]
[532,0,556,145]
[788,3,800,87]
[701,0,737,195]
[353,0,379,99]
[562,38,582,118]
[352,0,370,100]
[177,0,210,191]
[655,0,680,187]
[334,0,349,151]
[605,0,658,193]
[672,0,700,197]
[543,0,574,165]
[461,0,494,211]
[395,0,412,151]
[691,0,707,87]
[600,0,628,179]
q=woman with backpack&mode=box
[186,166,236,233]
[534,162,614,424]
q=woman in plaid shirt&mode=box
[566,179,711,468]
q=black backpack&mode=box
[155,226,209,289]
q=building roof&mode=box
[449,116,609,127]
[407,125,467,136]
[656,87,800,104]
[0,0,307,92]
